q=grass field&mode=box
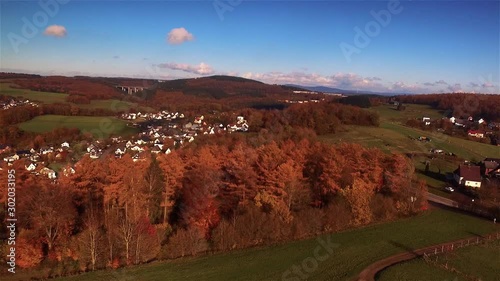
[0,82,68,103]
[18,115,137,138]
[9,209,488,281]
[369,104,447,123]
[377,239,500,281]
[0,83,147,112]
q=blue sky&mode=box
[1,0,499,94]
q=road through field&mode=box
[356,191,497,281]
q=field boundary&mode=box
[357,231,500,281]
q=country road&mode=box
[426,192,459,208]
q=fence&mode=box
[422,232,500,259]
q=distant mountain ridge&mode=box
[285,84,403,96]
[0,72,402,97]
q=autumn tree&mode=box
[25,181,77,253]
[341,178,373,226]
[181,146,222,237]
[77,210,104,271]
[143,157,165,224]
[157,152,185,225]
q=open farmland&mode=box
[18,115,137,138]
[0,82,68,103]
[7,209,491,281]
[1,83,147,112]
[369,103,447,123]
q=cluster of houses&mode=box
[1,98,38,110]
[453,158,500,189]
[111,115,249,160]
[282,99,322,104]
[447,116,498,139]
[120,110,185,121]
[1,114,250,178]
[1,142,73,179]
[449,116,486,127]
[419,115,499,144]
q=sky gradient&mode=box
[1,0,499,94]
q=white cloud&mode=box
[447,83,463,92]
[481,82,495,88]
[167,27,194,45]
[157,62,214,75]
[240,71,429,93]
[423,80,448,87]
[44,25,67,37]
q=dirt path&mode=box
[357,231,500,281]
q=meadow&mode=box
[0,83,143,112]
[320,104,500,196]
[18,115,137,138]
[0,82,68,103]
[7,209,491,281]
[377,239,500,281]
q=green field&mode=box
[18,115,137,138]
[378,239,500,281]
[322,104,500,160]
[0,83,147,112]
[79,99,137,111]
[0,82,68,103]
[10,209,487,281]
[369,104,447,123]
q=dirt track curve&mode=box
[356,231,500,281]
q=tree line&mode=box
[0,135,427,278]
[396,93,500,121]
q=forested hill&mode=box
[156,75,302,99]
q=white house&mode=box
[40,147,54,155]
[62,167,76,176]
[454,165,482,189]
[61,142,70,148]
[87,144,96,153]
[468,130,485,138]
[130,145,144,152]
[3,154,19,163]
[151,146,161,154]
[90,151,101,159]
[25,163,37,171]
[40,167,57,179]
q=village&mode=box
[414,113,500,146]
[0,97,38,110]
[0,111,249,180]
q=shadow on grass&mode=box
[388,240,418,256]
[416,169,448,183]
